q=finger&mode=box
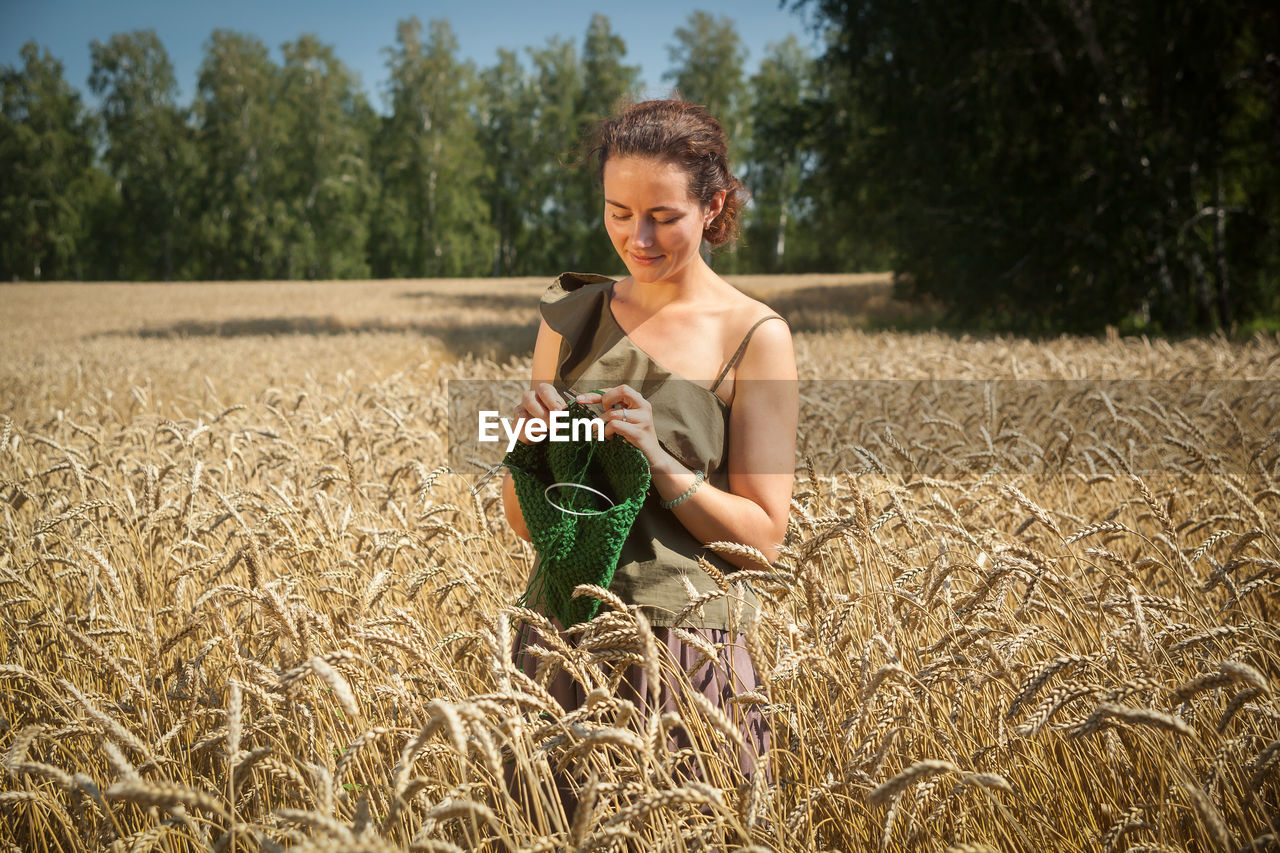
[519,390,549,420]
[606,384,648,413]
[575,391,604,405]
[608,406,643,425]
[630,389,653,415]
[605,419,646,447]
[601,386,631,410]
[535,382,567,410]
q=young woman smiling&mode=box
[503,99,798,778]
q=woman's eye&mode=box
[609,213,679,224]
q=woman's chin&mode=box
[626,264,665,282]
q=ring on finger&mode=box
[622,409,629,423]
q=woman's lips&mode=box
[630,253,661,265]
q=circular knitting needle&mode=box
[543,481,615,516]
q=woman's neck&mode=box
[619,256,717,313]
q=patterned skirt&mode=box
[513,622,770,779]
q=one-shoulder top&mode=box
[537,271,783,630]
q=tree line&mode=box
[798,0,1280,333]
[2,13,852,286]
[4,4,1278,333]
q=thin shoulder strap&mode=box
[710,315,788,392]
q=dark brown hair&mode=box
[590,99,746,247]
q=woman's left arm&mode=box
[665,318,797,566]
[581,319,797,569]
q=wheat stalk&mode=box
[868,760,958,807]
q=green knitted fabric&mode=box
[505,400,651,626]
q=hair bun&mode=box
[590,99,747,248]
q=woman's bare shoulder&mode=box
[712,288,793,382]
[707,278,782,328]
[725,291,789,345]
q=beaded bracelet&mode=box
[660,469,704,509]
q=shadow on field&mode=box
[101,316,540,362]
[398,278,933,334]
[94,277,936,364]
[431,320,539,362]
[396,291,537,312]
[741,280,936,334]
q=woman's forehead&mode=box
[602,156,696,204]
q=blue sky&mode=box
[1,0,823,109]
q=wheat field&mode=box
[1,277,1277,852]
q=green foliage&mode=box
[474,15,639,277]
[1,16,847,284]
[663,12,752,274]
[6,7,1274,334]
[569,15,641,274]
[276,35,377,279]
[664,11,749,164]
[800,0,1280,333]
[89,30,198,280]
[477,48,534,276]
[193,30,288,280]
[370,18,493,278]
[519,36,586,276]
[0,43,99,280]
[743,36,816,273]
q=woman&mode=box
[502,99,797,776]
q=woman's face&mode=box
[602,155,722,285]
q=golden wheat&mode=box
[1,278,1277,851]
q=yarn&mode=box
[504,400,651,625]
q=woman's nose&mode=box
[631,218,655,247]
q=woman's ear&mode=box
[705,190,727,226]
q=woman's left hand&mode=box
[575,385,665,464]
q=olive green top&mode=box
[538,271,782,630]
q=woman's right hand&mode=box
[514,382,568,443]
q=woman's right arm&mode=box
[501,317,565,540]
